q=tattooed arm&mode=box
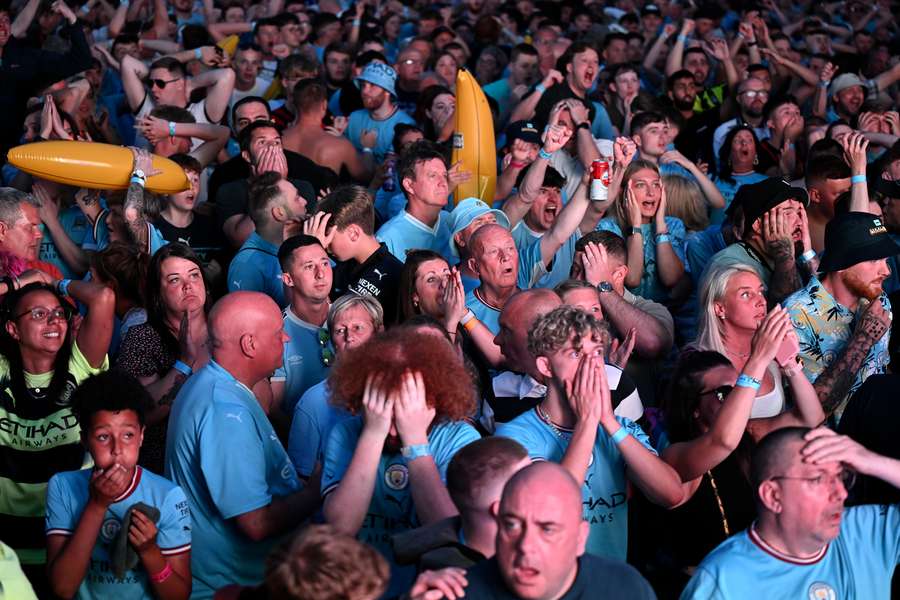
[767,238,803,305]
[761,207,802,305]
[813,299,890,416]
[124,147,160,252]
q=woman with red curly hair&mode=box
[322,326,481,597]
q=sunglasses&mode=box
[149,77,182,90]
[317,328,335,367]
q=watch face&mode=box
[598,282,613,293]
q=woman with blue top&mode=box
[596,159,686,304]
[713,125,768,224]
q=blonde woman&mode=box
[663,174,709,235]
[693,262,819,427]
[596,159,685,302]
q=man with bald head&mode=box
[489,289,561,423]
[165,291,322,598]
[682,426,900,600]
[465,224,546,335]
[410,462,655,599]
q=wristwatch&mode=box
[576,122,591,131]
[628,226,642,237]
[597,281,613,293]
[132,169,146,181]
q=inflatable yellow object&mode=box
[216,34,240,57]
[8,141,190,193]
[452,68,496,205]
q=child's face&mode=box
[86,410,144,472]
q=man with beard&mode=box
[346,62,415,164]
[226,172,308,307]
[495,306,682,561]
[712,77,771,166]
[706,178,811,305]
[682,426,900,599]
[784,212,898,422]
[322,327,481,597]
[666,70,721,167]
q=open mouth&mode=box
[42,331,61,339]
[544,204,559,219]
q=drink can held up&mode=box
[590,159,611,202]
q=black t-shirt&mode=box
[462,555,657,599]
[207,150,335,207]
[215,177,316,232]
[153,212,226,266]
[330,243,404,324]
[674,108,720,168]
[533,81,596,131]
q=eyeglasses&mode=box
[700,384,734,403]
[770,468,857,491]
[149,77,182,89]
[741,90,769,99]
[15,306,69,323]
[317,328,335,367]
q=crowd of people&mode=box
[0,0,899,596]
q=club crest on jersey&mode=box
[100,517,121,544]
[385,464,409,490]
[808,582,836,600]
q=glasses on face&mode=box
[741,90,769,99]
[149,77,182,90]
[771,468,857,491]
[317,328,335,367]
[15,306,69,323]
[700,384,734,403]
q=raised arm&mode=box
[11,0,40,38]
[541,172,589,268]
[663,309,788,489]
[665,19,694,76]
[580,242,673,358]
[69,278,115,368]
[801,427,900,490]
[395,371,460,525]
[120,54,150,113]
[183,66,236,124]
[323,377,393,535]
[842,132,872,213]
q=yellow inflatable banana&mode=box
[216,34,240,57]
[452,68,496,205]
[8,141,190,193]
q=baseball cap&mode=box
[354,62,398,98]
[727,177,809,228]
[829,73,865,97]
[818,212,900,272]
[641,4,662,15]
[447,198,511,257]
[505,121,542,146]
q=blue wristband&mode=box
[655,233,671,244]
[194,47,202,61]
[130,175,145,186]
[401,443,431,461]
[173,360,193,376]
[538,148,553,160]
[677,34,689,43]
[736,374,762,391]
[57,279,72,297]
[611,426,629,445]
[535,83,546,94]
[168,121,177,137]
[851,174,866,184]
[800,249,816,263]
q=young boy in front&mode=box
[308,185,404,323]
[45,371,191,600]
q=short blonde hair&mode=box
[663,174,708,232]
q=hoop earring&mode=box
[753,156,759,166]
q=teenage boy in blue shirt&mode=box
[46,371,191,600]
